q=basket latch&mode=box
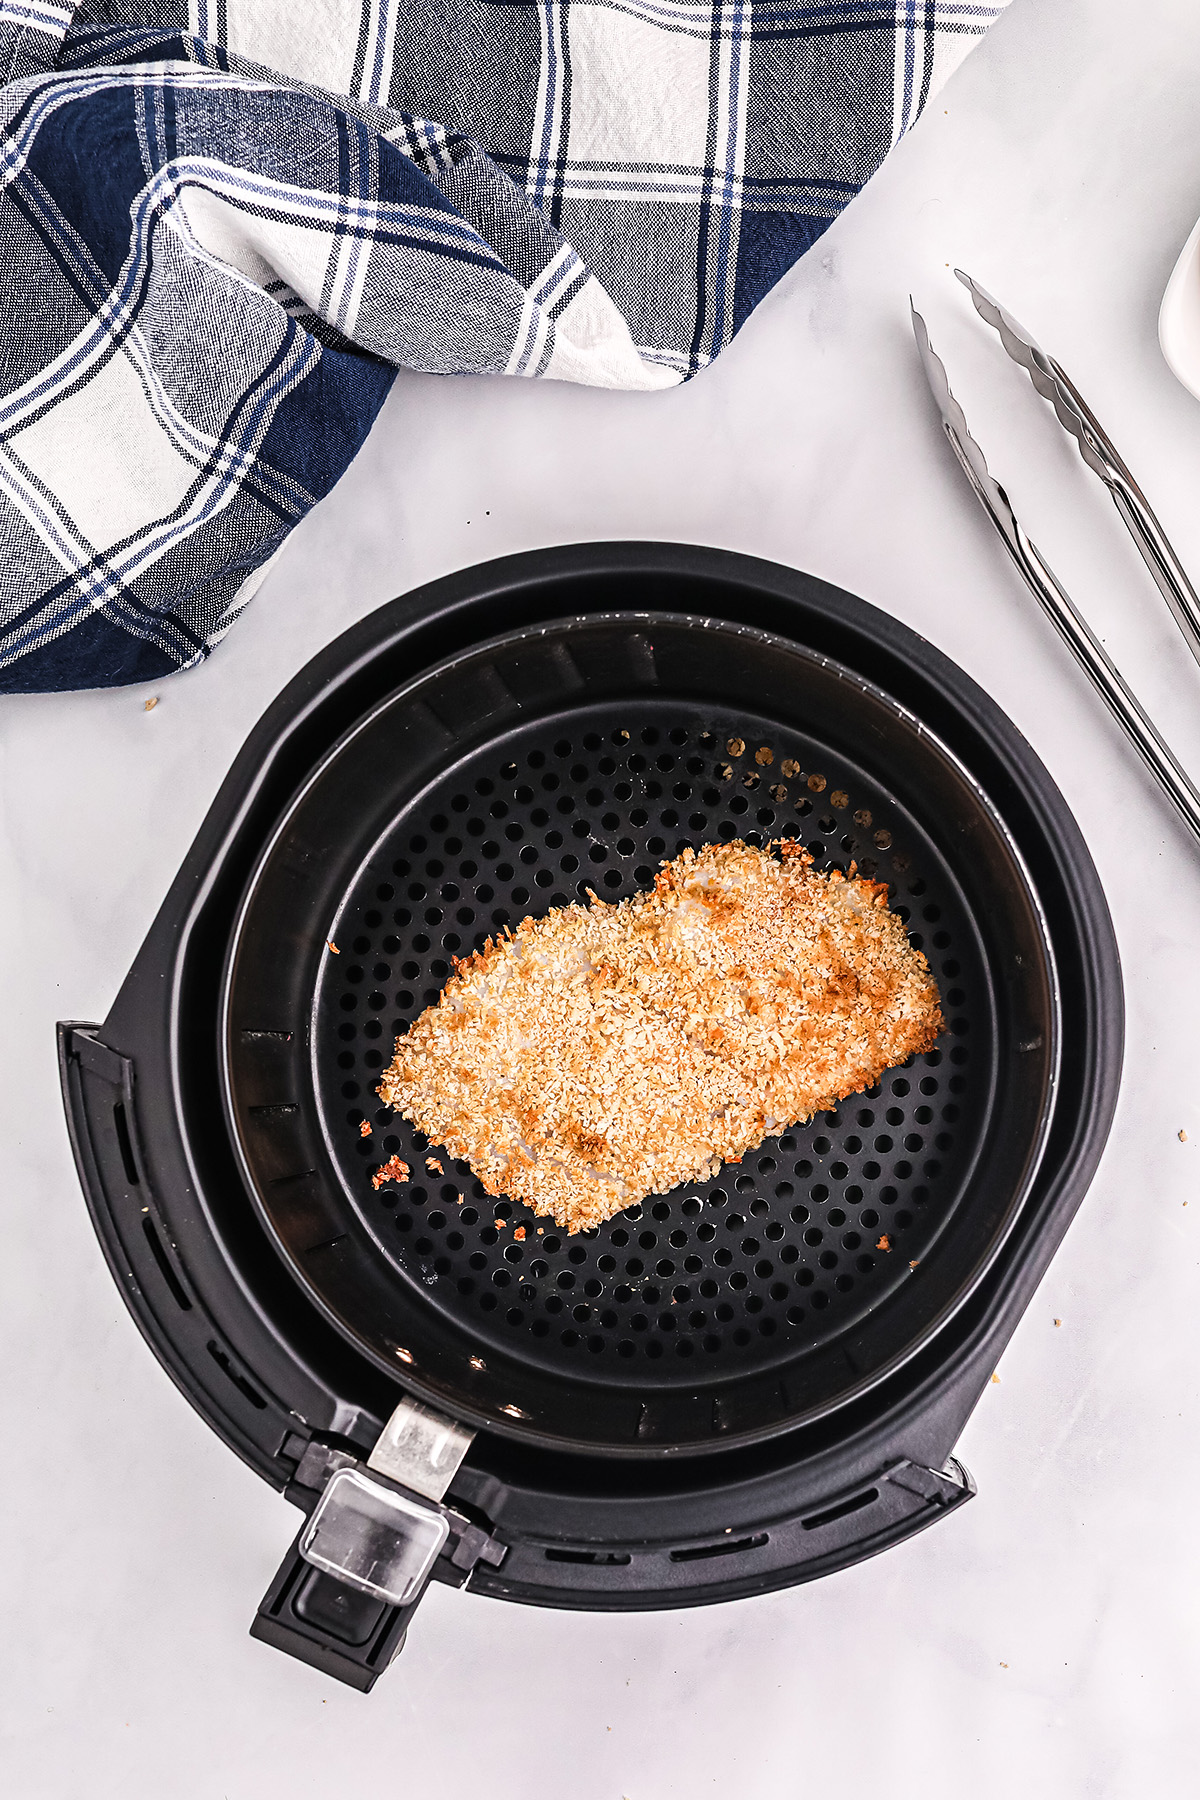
[250,1399,504,1689]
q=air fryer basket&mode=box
[222,613,1059,1457]
[59,546,1122,1690]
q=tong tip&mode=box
[954,267,1003,319]
[907,300,1015,534]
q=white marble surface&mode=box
[6,1,1200,1794]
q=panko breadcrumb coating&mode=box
[377,840,942,1232]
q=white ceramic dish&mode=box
[1159,215,1200,401]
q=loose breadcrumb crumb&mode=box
[371,1155,409,1189]
[877,1234,891,1252]
[425,1156,444,1175]
[379,840,941,1233]
[326,940,340,954]
[359,1119,372,1138]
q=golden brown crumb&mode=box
[326,940,340,954]
[1054,1318,1062,1327]
[359,1119,372,1138]
[144,695,158,712]
[371,1154,409,1189]
[781,758,801,779]
[378,840,941,1233]
[754,745,774,766]
[425,1156,444,1175]
[727,736,745,757]
[1179,1129,1188,1142]
[877,1234,891,1251]
[513,1226,526,1241]
[991,1372,1001,1384]
[909,1259,920,1269]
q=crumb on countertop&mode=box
[144,695,158,711]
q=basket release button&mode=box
[298,1466,449,1607]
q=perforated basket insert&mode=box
[327,712,981,1360]
[224,615,1057,1455]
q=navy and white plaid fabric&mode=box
[0,2,1006,692]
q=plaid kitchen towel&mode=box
[0,3,1007,692]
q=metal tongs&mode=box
[913,273,1200,844]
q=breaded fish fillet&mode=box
[377,840,942,1232]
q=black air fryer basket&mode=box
[60,544,1122,1691]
